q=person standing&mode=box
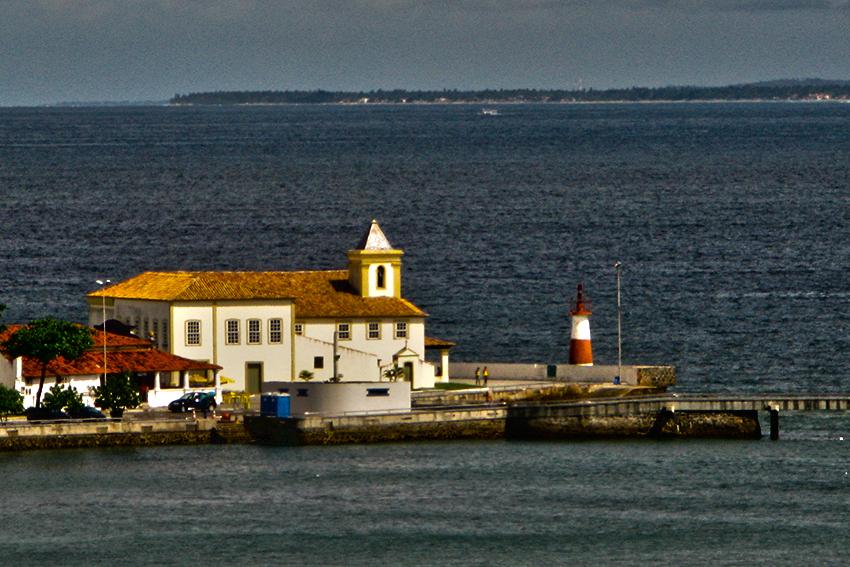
[474,367,481,386]
[483,366,489,387]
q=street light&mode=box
[614,262,622,385]
[96,279,111,385]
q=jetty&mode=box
[246,390,850,445]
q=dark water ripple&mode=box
[1,103,848,394]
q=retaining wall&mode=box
[450,362,675,387]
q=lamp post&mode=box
[96,279,111,385]
[614,262,622,384]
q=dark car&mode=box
[70,406,107,420]
[25,407,70,421]
[168,392,217,414]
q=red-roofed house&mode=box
[0,325,221,408]
[87,221,452,392]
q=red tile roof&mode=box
[88,270,427,318]
[1,324,220,378]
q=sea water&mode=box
[0,103,849,564]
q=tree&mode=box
[0,384,24,422]
[42,384,83,413]
[383,366,404,382]
[1,318,94,408]
[93,372,140,417]
[298,370,314,382]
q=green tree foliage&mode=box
[0,384,24,422]
[42,384,84,413]
[93,372,140,417]
[1,318,94,408]
[383,366,404,382]
[298,370,314,382]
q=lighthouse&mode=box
[569,283,593,366]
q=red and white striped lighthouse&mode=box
[569,283,593,366]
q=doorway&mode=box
[245,362,263,394]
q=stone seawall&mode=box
[0,419,251,452]
[506,410,762,440]
[247,408,507,446]
[247,407,762,446]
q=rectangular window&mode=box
[367,321,381,340]
[268,318,282,344]
[247,319,261,345]
[185,320,201,346]
[225,319,240,345]
[162,320,169,349]
[337,322,351,340]
[394,321,408,339]
[143,319,150,339]
[152,320,159,346]
[366,388,390,397]
[294,323,304,336]
[314,356,324,369]
[297,389,309,397]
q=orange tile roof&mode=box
[88,270,427,318]
[1,325,220,378]
[424,336,456,349]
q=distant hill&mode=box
[170,80,850,105]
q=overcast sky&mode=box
[2,0,849,106]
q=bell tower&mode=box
[347,220,404,298]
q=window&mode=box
[297,389,309,397]
[162,320,169,349]
[337,322,351,340]
[367,321,381,340]
[314,356,324,369]
[395,321,408,339]
[152,320,159,346]
[143,318,150,339]
[367,388,390,397]
[225,319,240,345]
[268,318,282,344]
[247,319,261,345]
[376,265,386,289]
[294,323,304,336]
[185,320,201,346]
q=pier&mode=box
[510,393,850,440]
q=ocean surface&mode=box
[1,103,849,564]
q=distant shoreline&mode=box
[168,81,850,106]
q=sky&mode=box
[1,0,849,106]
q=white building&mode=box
[87,221,449,392]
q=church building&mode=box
[87,221,449,392]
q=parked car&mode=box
[70,406,107,420]
[168,392,217,414]
[25,407,70,421]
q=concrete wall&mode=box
[451,362,675,387]
[262,381,411,416]
[294,335,380,382]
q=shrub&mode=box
[0,384,24,422]
[42,384,84,413]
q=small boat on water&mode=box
[480,108,500,116]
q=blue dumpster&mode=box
[260,394,291,418]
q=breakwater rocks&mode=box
[0,418,252,452]
[413,383,666,408]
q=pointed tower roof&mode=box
[355,219,394,251]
